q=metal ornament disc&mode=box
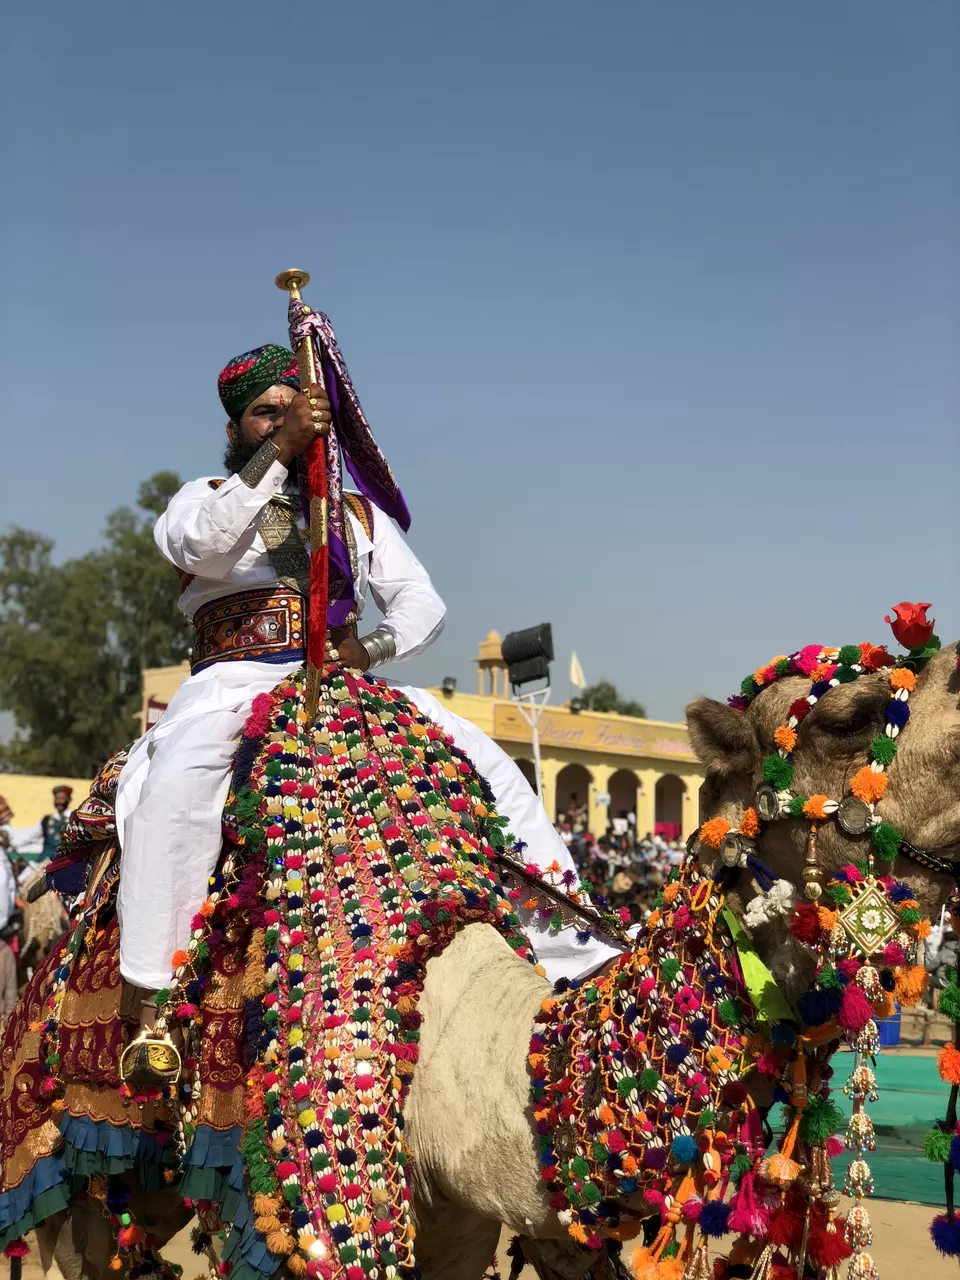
[755,785,781,822]
[721,833,744,869]
[837,794,871,836]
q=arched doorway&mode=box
[513,757,538,792]
[655,774,686,841]
[608,769,638,836]
[555,763,593,833]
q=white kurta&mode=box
[116,462,622,988]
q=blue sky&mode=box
[1,2,957,723]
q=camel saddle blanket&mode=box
[0,667,542,1280]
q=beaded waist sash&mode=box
[191,589,306,674]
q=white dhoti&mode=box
[116,664,623,990]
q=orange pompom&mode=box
[288,1256,307,1276]
[199,898,215,918]
[699,818,731,850]
[817,907,838,931]
[774,726,797,753]
[871,992,895,1020]
[889,668,917,692]
[850,768,887,804]
[918,919,932,939]
[761,1152,800,1187]
[266,1231,295,1257]
[170,950,189,969]
[740,807,760,839]
[803,795,830,821]
[662,883,680,905]
[894,964,928,1007]
[938,1042,960,1086]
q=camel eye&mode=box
[817,707,878,739]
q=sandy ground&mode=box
[15,1200,955,1279]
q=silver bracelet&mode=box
[359,628,397,669]
[239,438,282,489]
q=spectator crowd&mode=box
[555,794,687,924]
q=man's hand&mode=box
[334,635,371,672]
[273,383,332,465]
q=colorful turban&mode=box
[218,344,300,422]
[52,785,73,799]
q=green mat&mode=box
[774,1050,950,1204]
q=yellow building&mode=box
[141,632,705,840]
[0,774,92,827]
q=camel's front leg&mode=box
[34,1206,114,1280]
[411,1196,500,1280]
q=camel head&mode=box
[686,636,960,999]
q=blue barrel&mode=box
[877,1003,901,1046]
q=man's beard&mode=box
[224,430,298,488]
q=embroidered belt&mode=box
[191,589,306,674]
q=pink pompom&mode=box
[838,983,873,1031]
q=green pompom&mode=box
[870,820,901,862]
[788,796,808,817]
[661,958,681,984]
[571,1155,590,1178]
[762,754,794,790]
[818,965,842,990]
[698,1110,715,1129]
[718,998,742,1026]
[639,1067,661,1092]
[834,666,858,684]
[154,988,171,1008]
[869,735,898,766]
[924,1129,952,1163]
[741,676,757,697]
[938,985,960,1023]
[617,1075,638,1098]
[732,1151,754,1177]
[827,883,851,907]
[662,1243,681,1260]
[899,908,922,925]
[799,1095,844,1144]
[838,645,863,666]
[775,658,791,676]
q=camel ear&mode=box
[685,697,759,775]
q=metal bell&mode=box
[755,784,781,822]
[837,794,871,836]
[721,832,744,869]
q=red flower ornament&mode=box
[884,601,934,650]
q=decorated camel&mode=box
[4,611,960,1280]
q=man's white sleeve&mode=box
[155,470,288,576]
[366,517,446,662]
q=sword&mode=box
[275,269,328,717]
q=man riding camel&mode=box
[116,343,620,1019]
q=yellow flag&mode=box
[569,651,586,689]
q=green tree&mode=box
[0,473,189,776]
[580,680,647,719]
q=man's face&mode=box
[53,793,69,812]
[223,384,297,472]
